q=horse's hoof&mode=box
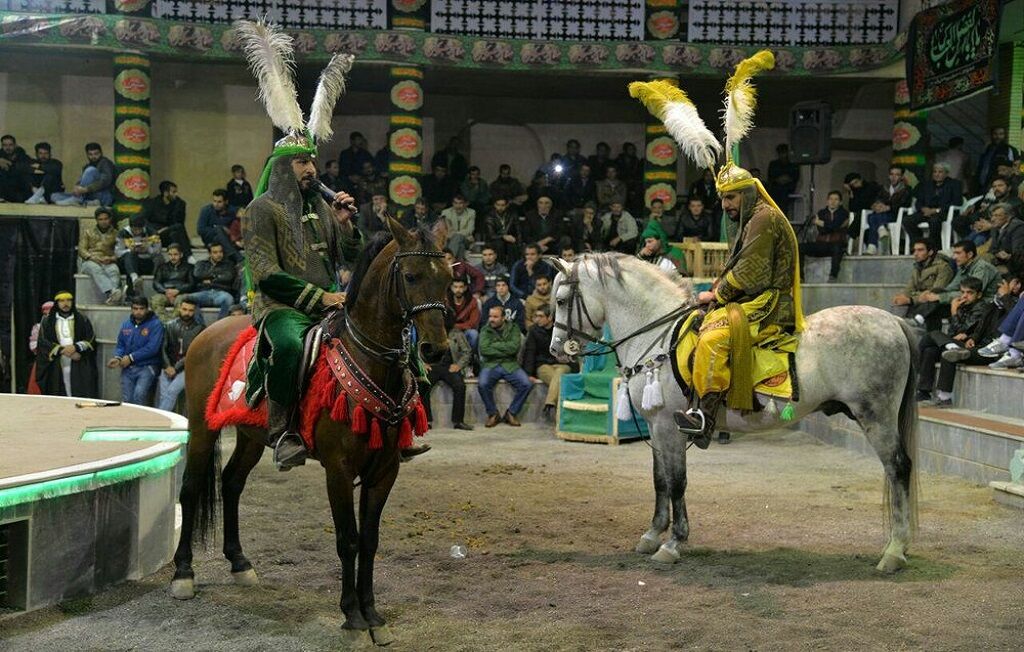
[875,553,907,574]
[370,625,395,646]
[650,544,681,564]
[635,534,661,555]
[340,628,373,647]
[232,568,259,587]
[170,578,195,600]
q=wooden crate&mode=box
[675,240,730,278]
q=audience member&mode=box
[644,198,680,241]
[601,201,639,254]
[34,291,98,398]
[935,136,971,186]
[116,219,163,298]
[526,171,563,209]
[421,164,455,212]
[560,243,577,263]
[978,274,1024,369]
[24,142,64,204]
[225,164,254,209]
[560,139,587,181]
[904,163,963,249]
[478,305,533,427]
[186,242,236,319]
[510,244,554,300]
[995,157,1022,195]
[587,142,613,181]
[799,190,850,282]
[319,160,345,193]
[139,180,191,257]
[441,194,476,259]
[891,238,955,318]
[576,203,603,253]
[197,188,242,263]
[916,276,988,400]
[108,296,164,405]
[52,142,114,207]
[767,144,799,214]
[400,196,436,230]
[157,297,204,412]
[909,240,998,331]
[444,247,484,298]
[352,160,386,206]
[482,196,521,266]
[977,127,1020,190]
[1,134,32,202]
[228,304,247,317]
[431,137,469,185]
[688,168,719,215]
[523,274,553,323]
[460,165,491,215]
[481,276,526,332]
[422,324,474,430]
[864,165,912,254]
[596,165,627,211]
[78,207,124,305]
[358,191,397,236]
[490,164,528,207]
[564,162,597,211]
[527,194,575,254]
[637,221,686,275]
[447,278,480,349]
[338,131,374,184]
[957,176,1022,242]
[523,304,574,422]
[984,204,1024,267]
[843,172,881,240]
[151,244,195,321]
[477,245,509,297]
[677,196,715,240]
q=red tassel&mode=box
[414,399,429,436]
[369,419,383,449]
[300,357,335,439]
[330,391,349,423]
[351,404,368,434]
[398,418,414,449]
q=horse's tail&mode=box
[896,317,920,534]
[182,422,223,546]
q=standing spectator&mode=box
[510,244,555,300]
[421,164,455,212]
[984,204,1024,267]
[24,142,64,204]
[447,278,480,350]
[522,195,570,254]
[523,304,574,422]
[767,144,799,214]
[560,138,587,181]
[615,142,644,213]
[186,242,236,319]
[399,196,436,229]
[225,164,254,209]
[158,297,204,412]
[564,163,597,211]
[935,137,971,186]
[910,239,999,331]
[637,221,687,276]
[27,300,53,395]
[35,291,98,398]
[676,196,715,240]
[482,196,521,267]
[799,191,850,282]
[441,194,476,259]
[476,245,508,298]
[481,276,526,332]
[319,160,345,193]
[645,198,680,241]
[52,143,115,207]
[916,276,989,400]
[601,201,639,254]
[903,163,963,249]
[587,142,612,181]
[358,191,397,236]
[891,238,955,318]
[422,322,474,430]
[478,305,533,427]
[490,164,528,208]
[688,168,719,215]
[864,165,912,254]
[139,180,191,258]
[523,274,554,324]
[977,126,1021,190]
[0,134,32,202]
[78,207,124,305]
[197,189,242,263]
[338,131,374,184]
[108,297,164,406]
[116,219,163,298]
[460,165,491,216]
[843,172,881,240]
[431,137,469,185]
[596,166,628,211]
[151,244,195,321]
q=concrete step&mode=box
[989,481,1024,509]
[426,378,549,428]
[952,366,1024,421]
[75,273,155,305]
[803,255,913,284]
[801,282,903,314]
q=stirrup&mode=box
[673,408,705,435]
[273,432,308,471]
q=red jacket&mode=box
[452,258,485,295]
[448,292,480,332]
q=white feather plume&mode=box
[663,101,722,171]
[306,53,355,143]
[234,19,305,133]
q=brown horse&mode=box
[170,216,451,645]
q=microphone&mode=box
[317,181,359,218]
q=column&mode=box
[644,0,682,41]
[112,52,152,223]
[386,66,425,208]
[642,78,680,214]
[891,79,928,188]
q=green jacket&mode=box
[479,319,523,372]
[905,253,955,303]
[937,256,1000,304]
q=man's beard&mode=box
[57,307,74,317]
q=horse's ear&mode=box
[429,219,448,251]
[384,213,416,249]
[544,255,568,276]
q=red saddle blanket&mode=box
[205,326,429,451]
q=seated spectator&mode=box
[477,245,508,298]
[903,163,964,249]
[976,127,1020,191]
[197,189,242,263]
[523,195,571,254]
[908,239,999,331]
[864,165,913,254]
[587,142,612,182]
[637,221,687,276]
[994,157,1022,196]
[576,203,602,253]
[186,242,236,319]
[448,278,480,349]
[116,219,163,298]
[338,131,375,184]
[400,196,436,230]
[523,274,553,323]
[560,242,577,263]
[645,198,680,241]
[158,297,204,412]
[478,305,533,427]
[441,194,477,259]
[600,201,639,254]
[444,247,484,298]
[353,160,387,205]
[799,191,850,282]
[24,142,64,204]
[983,203,1024,267]
[688,168,719,215]
[916,276,988,401]
[564,163,597,211]
[490,164,528,208]
[34,291,98,398]
[891,238,955,318]
[676,196,715,241]
[460,165,491,216]
[108,296,164,405]
[935,136,970,186]
[956,176,1021,242]
[228,304,247,317]
[596,165,627,211]
[421,164,455,212]
[151,244,195,321]
[319,159,345,193]
[482,196,521,267]
[523,304,574,422]
[225,164,254,209]
[615,143,643,205]
[932,274,1021,406]
[510,244,554,299]
[526,171,563,210]
[52,142,115,207]
[421,323,474,431]
[358,191,397,236]
[843,172,881,241]
[481,276,526,332]
[0,134,32,202]
[78,207,124,305]
[977,278,1024,369]
[139,180,191,258]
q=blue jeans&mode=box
[864,211,893,246]
[462,328,479,350]
[157,370,186,412]
[186,288,234,319]
[121,364,158,405]
[999,299,1024,340]
[52,166,113,206]
[478,365,533,417]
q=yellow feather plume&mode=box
[722,49,774,153]
[628,80,721,171]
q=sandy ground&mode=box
[2,425,1023,651]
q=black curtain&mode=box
[0,216,79,393]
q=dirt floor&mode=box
[2,425,1023,651]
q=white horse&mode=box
[548,253,918,573]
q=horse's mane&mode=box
[344,225,435,309]
[575,252,693,299]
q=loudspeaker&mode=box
[789,101,832,165]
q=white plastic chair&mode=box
[852,209,871,255]
[892,197,917,255]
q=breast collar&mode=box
[323,336,418,426]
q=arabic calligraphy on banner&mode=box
[906,0,1002,110]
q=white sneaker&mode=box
[865,244,877,255]
[877,226,888,238]
[989,353,1023,369]
[978,340,1009,358]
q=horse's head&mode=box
[385,214,451,363]
[547,255,607,363]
